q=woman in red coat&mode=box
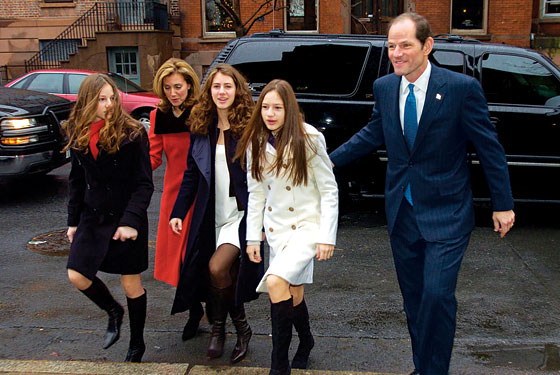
[149,58,202,340]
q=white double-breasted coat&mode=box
[246,123,338,293]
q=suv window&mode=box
[431,50,465,74]
[26,73,64,94]
[227,41,370,96]
[480,53,560,106]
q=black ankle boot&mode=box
[291,298,314,369]
[269,297,293,375]
[124,290,147,362]
[79,277,124,350]
[230,303,252,364]
[182,301,204,341]
[206,286,232,359]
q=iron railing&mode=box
[25,1,169,72]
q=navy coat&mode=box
[170,120,264,314]
[330,65,513,241]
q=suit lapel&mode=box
[411,65,447,155]
[386,75,409,155]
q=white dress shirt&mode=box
[399,61,432,133]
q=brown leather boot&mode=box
[230,303,252,363]
[206,286,231,359]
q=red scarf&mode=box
[89,119,105,160]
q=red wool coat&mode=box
[149,109,194,287]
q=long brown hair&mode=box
[152,58,200,112]
[62,73,143,154]
[235,79,313,186]
[189,63,253,136]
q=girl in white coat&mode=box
[235,79,338,375]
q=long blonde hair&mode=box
[152,58,200,113]
[62,73,143,154]
[235,79,313,186]
[189,64,253,136]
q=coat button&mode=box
[267,185,271,190]
[286,186,291,191]
[268,206,272,211]
[283,163,288,168]
[269,227,274,232]
[289,207,294,212]
[291,225,296,230]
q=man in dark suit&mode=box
[330,12,515,375]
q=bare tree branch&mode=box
[215,0,242,25]
[242,0,273,26]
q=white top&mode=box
[215,143,244,249]
[399,61,432,132]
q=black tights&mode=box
[208,243,240,288]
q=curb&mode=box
[0,360,403,375]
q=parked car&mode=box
[0,87,73,178]
[5,69,159,130]
[209,31,560,203]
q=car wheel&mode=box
[135,112,151,132]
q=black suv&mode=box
[0,87,73,178]
[209,31,560,203]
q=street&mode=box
[0,161,559,374]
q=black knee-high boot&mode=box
[182,301,204,341]
[79,276,124,350]
[291,298,314,369]
[125,290,147,362]
[206,285,232,359]
[270,297,294,375]
[230,303,252,363]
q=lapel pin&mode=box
[436,93,442,100]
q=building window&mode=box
[43,0,73,3]
[286,0,318,32]
[450,0,487,34]
[202,0,236,38]
[543,0,560,16]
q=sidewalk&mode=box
[0,360,399,375]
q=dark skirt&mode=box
[67,211,149,280]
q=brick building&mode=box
[414,0,532,47]
[532,0,560,64]
[181,0,535,76]
[0,0,544,86]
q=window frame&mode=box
[284,0,319,33]
[201,0,236,39]
[542,0,560,17]
[450,0,488,35]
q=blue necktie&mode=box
[404,83,417,205]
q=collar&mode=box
[400,61,431,95]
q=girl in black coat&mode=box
[63,73,154,362]
[170,64,264,363]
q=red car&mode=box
[5,69,160,130]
